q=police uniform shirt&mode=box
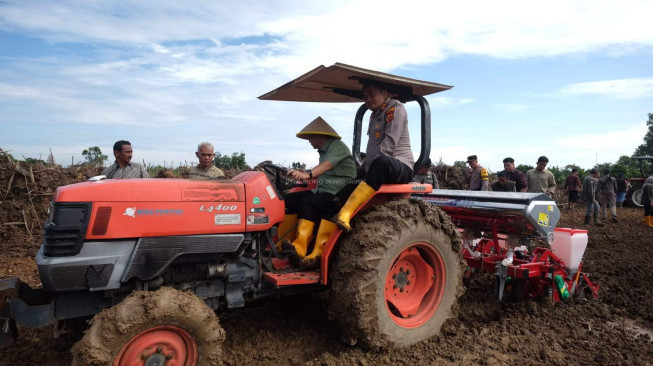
[364,98,414,173]
[411,171,439,189]
[469,166,489,191]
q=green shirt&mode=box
[314,138,356,195]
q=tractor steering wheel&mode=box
[261,164,307,193]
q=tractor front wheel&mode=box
[329,199,464,349]
[71,287,225,366]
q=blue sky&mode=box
[1,0,652,173]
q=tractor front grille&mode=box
[43,202,92,257]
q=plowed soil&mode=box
[0,158,651,365]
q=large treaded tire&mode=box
[630,188,644,207]
[328,198,465,349]
[71,287,225,366]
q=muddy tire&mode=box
[71,287,225,366]
[630,188,643,207]
[329,199,465,349]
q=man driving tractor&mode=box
[280,117,357,267]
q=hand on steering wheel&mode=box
[261,164,307,193]
[287,169,311,181]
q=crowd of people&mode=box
[99,82,653,267]
[460,154,653,227]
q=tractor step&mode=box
[263,271,320,287]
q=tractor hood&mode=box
[258,63,452,103]
[55,179,244,202]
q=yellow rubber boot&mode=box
[275,214,298,251]
[334,182,376,231]
[281,219,315,258]
[644,217,649,226]
[301,219,338,269]
[647,216,653,227]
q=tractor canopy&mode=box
[258,63,453,169]
[258,63,452,103]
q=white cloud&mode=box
[0,83,41,98]
[0,0,651,168]
[557,77,653,99]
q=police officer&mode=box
[411,157,439,189]
[466,155,489,191]
[334,81,414,231]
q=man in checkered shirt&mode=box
[101,140,150,179]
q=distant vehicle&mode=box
[627,156,653,207]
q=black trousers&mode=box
[336,156,413,203]
[283,190,339,223]
[645,204,652,216]
[364,155,413,190]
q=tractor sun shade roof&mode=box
[258,63,453,103]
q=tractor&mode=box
[0,63,597,365]
[626,156,653,207]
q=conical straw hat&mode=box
[296,116,341,139]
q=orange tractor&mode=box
[0,64,596,365]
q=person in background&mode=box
[526,156,556,196]
[334,81,414,232]
[189,142,225,180]
[282,117,356,267]
[597,169,618,223]
[503,157,527,192]
[411,157,439,189]
[582,168,602,226]
[102,140,150,179]
[616,173,628,208]
[564,168,582,210]
[491,171,516,192]
[642,176,653,227]
[466,155,489,191]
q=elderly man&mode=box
[466,155,489,191]
[189,142,225,180]
[503,157,527,192]
[526,156,556,196]
[281,117,356,267]
[102,140,150,179]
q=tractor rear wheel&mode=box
[630,188,643,207]
[71,287,225,366]
[329,199,464,349]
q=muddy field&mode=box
[0,159,651,365]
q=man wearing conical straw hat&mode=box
[280,117,357,268]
